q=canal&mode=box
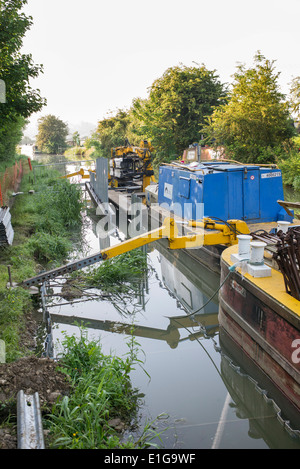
[32,155,300,449]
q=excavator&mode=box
[109,139,156,191]
[62,139,156,193]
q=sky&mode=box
[21,0,300,138]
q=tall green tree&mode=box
[36,115,68,154]
[205,52,295,163]
[131,64,227,162]
[89,108,142,158]
[0,0,46,161]
[290,76,300,128]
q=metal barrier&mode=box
[17,390,45,449]
[40,283,54,358]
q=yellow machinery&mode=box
[109,140,156,191]
[23,216,250,287]
[61,167,95,180]
[61,140,156,193]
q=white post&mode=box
[250,241,267,265]
[237,235,252,259]
[277,221,290,233]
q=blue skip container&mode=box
[157,162,292,223]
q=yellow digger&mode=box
[109,139,156,191]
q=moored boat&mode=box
[218,228,300,416]
[145,160,296,272]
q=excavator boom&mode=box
[22,217,249,288]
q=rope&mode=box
[181,259,248,319]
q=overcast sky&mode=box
[21,0,300,137]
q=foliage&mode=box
[0,167,83,360]
[278,149,300,191]
[36,114,69,154]
[289,76,300,120]
[90,64,226,164]
[87,108,142,159]
[45,328,154,449]
[205,52,296,164]
[68,250,149,315]
[25,232,72,264]
[72,131,80,147]
[82,250,148,288]
[131,64,227,163]
[0,115,26,162]
[0,287,32,361]
[0,0,45,161]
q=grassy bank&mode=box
[0,162,161,449]
[0,164,83,361]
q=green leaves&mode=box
[36,115,69,154]
[132,64,227,161]
[46,327,142,449]
[205,52,296,163]
[0,0,45,161]
[92,64,227,165]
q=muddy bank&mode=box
[0,355,71,449]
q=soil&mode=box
[0,355,71,449]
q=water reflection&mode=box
[39,185,300,449]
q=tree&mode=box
[131,64,227,162]
[290,76,300,131]
[205,52,295,163]
[36,115,68,154]
[90,108,142,158]
[0,0,46,161]
[72,131,80,147]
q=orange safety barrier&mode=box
[0,160,24,207]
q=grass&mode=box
[0,160,165,448]
[0,288,32,362]
[0,163,83,361]
[72,249,148,290]
[44,327,164,449]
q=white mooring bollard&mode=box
[277,221,290,233]
[237,235,252,259]
[247,241,271,278]
[249,241,267,266]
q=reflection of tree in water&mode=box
[46,249,150,318]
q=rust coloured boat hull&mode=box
[219,260,300,415]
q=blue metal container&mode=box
[157,162,292,223]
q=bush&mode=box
[279,152,300,188]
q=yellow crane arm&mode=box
[22,217,249,287]
[61,168,95,179]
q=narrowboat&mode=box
[218,227,300,417]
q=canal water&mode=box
[33,157,300,449]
